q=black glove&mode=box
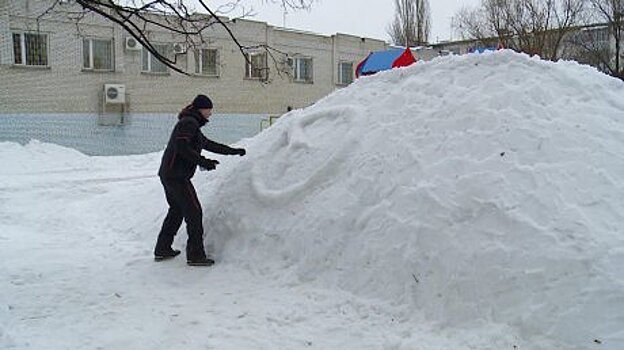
[235,148,246,156]
[199,158,219,171]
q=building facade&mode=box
[0,0,387,114]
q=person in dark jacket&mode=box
[155,94,246,266]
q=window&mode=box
[12,32,48,66]
[293,57,313,83]
[142,43,169,73]
[440,47,460,56]
[570,26,611,53]
[575,27,604,43]
[591,27,609,44]
[338,61,353,85]
[195,48,219,76]
[586,27,610,46]
[245,51,268,80]
[83,38,113,71]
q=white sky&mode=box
[209,0,481,43]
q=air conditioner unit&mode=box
[280,56,293,74]
[172,42,187,54]
[125,37,141,51]
[104,84,126,104]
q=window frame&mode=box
[589,27,610,46]
[337,60,354,85]
[244,51,268,80]
[195,48,220,77]
[12,31,50,67]
[142,43,170,74]
[293,56,313,83]
[82,37,115,72]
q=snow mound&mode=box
[203,51,624,348]
[0,140,90,174]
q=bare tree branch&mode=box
[453,0,586,59]
[387,0,431,46]
[39,0,315,76]
[588,0,623,77]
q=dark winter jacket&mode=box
[158,109,241,180]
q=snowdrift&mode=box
[202,51,624,348]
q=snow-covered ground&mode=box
[1,50,623,349]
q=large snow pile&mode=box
[201,50,624,348]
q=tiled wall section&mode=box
[0,113,264,156]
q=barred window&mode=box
[338,61,353,85]
[294,57,313,83]
[83,38,114,71]
[592,27,610,44]
[13,32,48,66]
[245,51,268,80]
[195,48,219,76]
[142,44,169,73]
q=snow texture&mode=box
[1,50,623,349]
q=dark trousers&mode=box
[155,177,206,260]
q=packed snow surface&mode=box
[2,51,624,349]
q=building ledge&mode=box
[81,69,116,74]
[10,64,51,70]
[140,71,170,76]
[192,74,220,79]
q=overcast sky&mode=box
[209,0,481,43]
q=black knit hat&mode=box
[192,94,213,109]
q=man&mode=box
[155,94,246,266]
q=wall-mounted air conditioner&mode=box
[104,84,126,104]
[173,42,187,54]
[125,37,142,51]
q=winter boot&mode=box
[154,249,181,261]
[187,257,215,266]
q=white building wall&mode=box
[0,0,387,114]
[0,0,10,65]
